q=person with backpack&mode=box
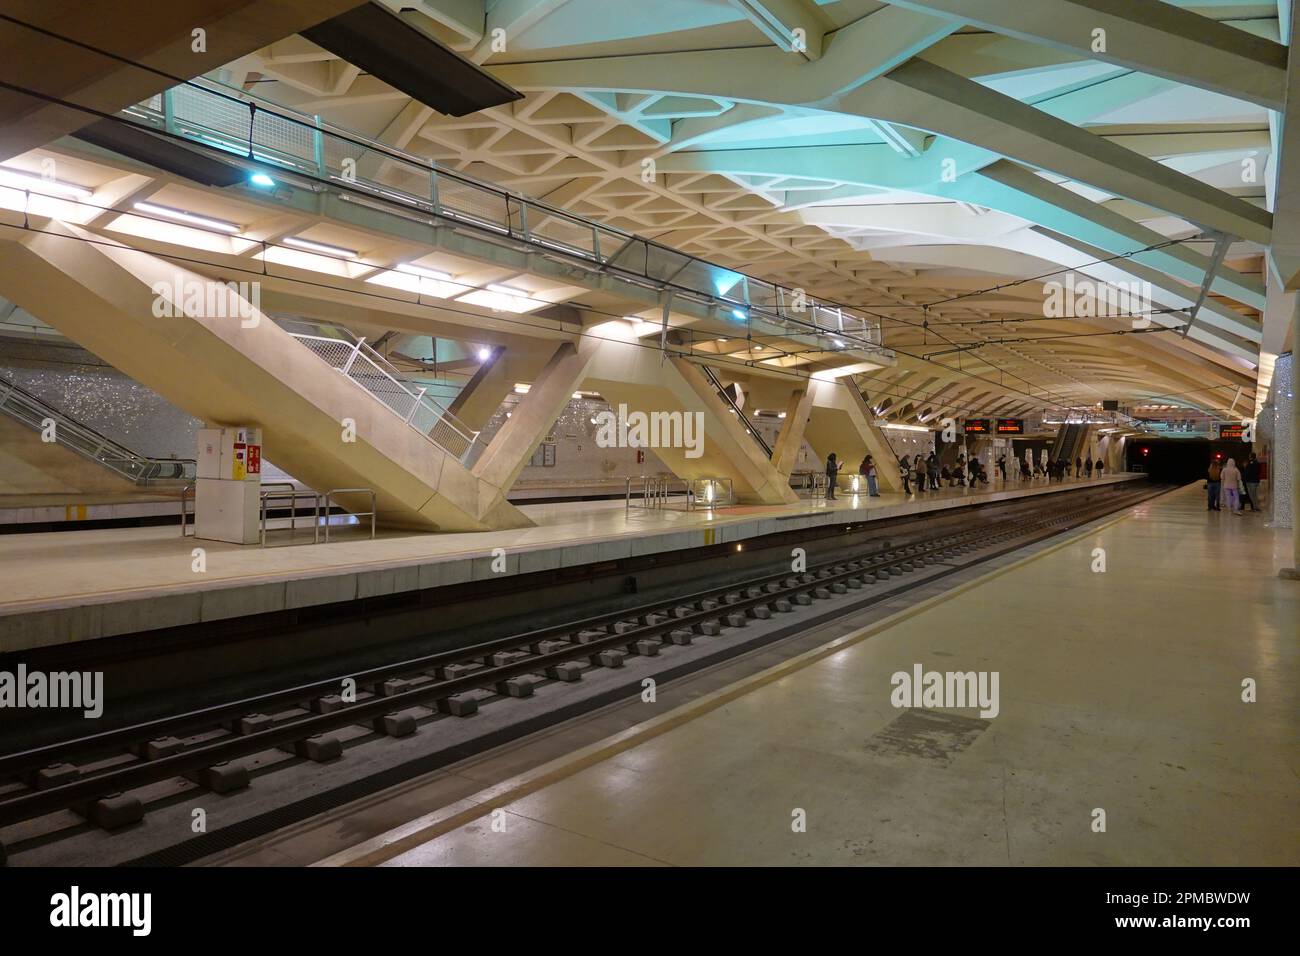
[1206,457,1222,511]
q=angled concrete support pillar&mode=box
[580,338,797,505]
[472,340,598,507]
[446,345,511,432]
[0,220,531,532]
[804,379,903,493]
[771,387,815,478]
[447,340,563,433]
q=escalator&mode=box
[0,377,194,486]
[701,365,773,458]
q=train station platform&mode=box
[0,473,1145,653]
[320,483,1298,867]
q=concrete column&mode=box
[582,340,798,505]
[1281,344,1299,577]
[804,379,903,493]
[445,345,511,432]
[472,341,596,498]
[771,387,815,478]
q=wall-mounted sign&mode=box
[963,419,990,434]
[1218,422,1247,440]
[996,418,1024,435]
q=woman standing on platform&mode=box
[899,456,912,496]
[927,453,940,491]
[1221,457,1244,515]
[1206,457,1223,511]
[914,455,928,494]
[862,455,880,497]
[825,452,842,500]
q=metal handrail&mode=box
[286,331,482,463]
[701,365,772,458]
[180,482,195,536]
[259,486,321,547]
[0,378,196,485]
[121,79,886,356]
[687,477,735,510]
[323,488,377,542]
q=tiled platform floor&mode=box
[0,472,1142,651]
[342,485,1297,867]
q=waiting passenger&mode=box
[927,453,940,490]
[1020,457,1031,481]
[1221,457,1244,515]
[1075,456,1083,478]
[1084,458,1093,477]
[899,455,912,496]
[825,452,842,500]
[1206,457,1222,511]
[913,455,927,494]
[1243,453,1261,512]
[863,455,880,497]
[997,455,1007,481]
[1095,457,1104,475]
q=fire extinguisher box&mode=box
[196,427,263,481]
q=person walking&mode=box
[825,453,842,500]
[1221,457,1244,515]
[1206,457,1222,511]
[1243,453,1261,512]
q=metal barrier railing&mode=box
[792,471,828,497]
[686,477,735,510]
[259,483,319,547]
[0,378,196,486]
[118,79,887,357]
[323,488,377,542]
[180,482,195,536]
[287,331,482,463]
[626,475,735,512]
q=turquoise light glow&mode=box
[249,172,275,188]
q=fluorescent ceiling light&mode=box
[0,165,92,199]
[513,383,531,394]
[249,172,276,188]
[398,262,452,281]
[133,201,239,233]
[882,423,931,432]
[283,236,358,259]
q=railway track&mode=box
[0,482,1164,865]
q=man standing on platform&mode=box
[1243,453,1261,512]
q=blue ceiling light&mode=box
[732,307,747,321]
[249,172,275,188]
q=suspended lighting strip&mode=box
[133,200,239,233]
[282,236,359,259]
[0,165,92,199]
